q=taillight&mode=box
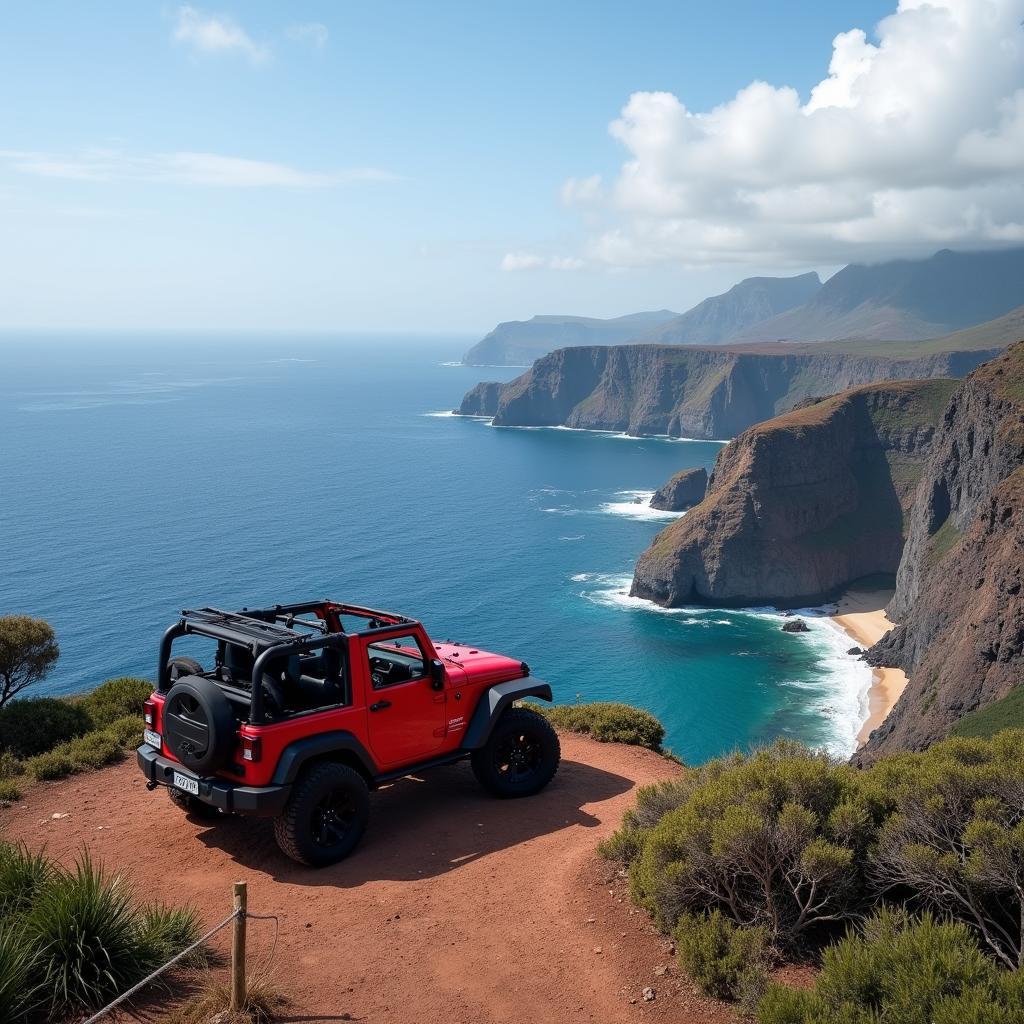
[143,698,157,727]
[241,735,262,763]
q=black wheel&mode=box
[471,707,560,798]
[274,762,370,867]
[167,786,222,820]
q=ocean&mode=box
[0,334,871,764]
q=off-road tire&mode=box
[274,762,370,867]
[471,707,560,798]
[167,786,222,819]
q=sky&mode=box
[1,0,1021,334]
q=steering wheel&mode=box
[369,657,392,688]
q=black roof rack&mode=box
[180,607,325,650]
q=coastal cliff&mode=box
[629,379,956,608]
[857,343,1024,758]
[462,343,997,440]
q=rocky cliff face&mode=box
[630,379,956,608]
[650,468,708,511]
[857,344,1024,758]
[466,344,998,440]
[457,381,504,416]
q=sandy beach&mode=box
[831,588,909,746]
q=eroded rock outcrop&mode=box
[650,468,708,511]
[857,344,1024,758]
[630,379,957,608]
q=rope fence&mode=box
[80,880,276,1024]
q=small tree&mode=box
[0,617,59,709]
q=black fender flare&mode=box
[271,731,377,786]
[462,678,553,749]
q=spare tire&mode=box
[162,676,236,774]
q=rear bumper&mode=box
[136,745,291,817]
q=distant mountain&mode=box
[732,247,1024,344]
[461,310,677,366]
[642,272,822,346]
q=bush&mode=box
[24,727,126,781]
[0,779,21,802]
[0,750,23,778]
[628,742,882,947]
[77,677,152,730]
[600,776,704,865]
[103,714,143,749]
[530,702,665,751]
[756,910,1024,1024]
[0,842,203,1020]
[28,854,156,1013]
[0,697,90,759]
[0,923,42,1023]
[867,730,1024,970]
[675,910,770,1004]
[0,844,54,919]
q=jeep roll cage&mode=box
[156,600,425,724]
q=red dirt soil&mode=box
[1,733,736,1024]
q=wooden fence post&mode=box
[231,881,247,1011]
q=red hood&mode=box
[431,640,527,686]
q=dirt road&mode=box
[1,734,732,1024]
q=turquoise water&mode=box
[0,335,870,763]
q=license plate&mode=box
[173,772,199,796]
[143,728,161,749]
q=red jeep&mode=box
[137,602,559,866]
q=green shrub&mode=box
[0,843,203,1021]
[0,697,90,758]
[0,779,21,802]
[27,853,201,1015]
[600,776,703,865]
[24,747,75,781]
[103,714,143,749]
[24,726,128,781]
[675,910,770,1004]
[0,844,54,919]
[756,910,1024,1024]
[629,742,881,947]
[77,677,152,730]
[530,702,665,751]
[139,903,206,967]
[867,730,1024,970]
[0,923,42,1023]
[0,750,23,778]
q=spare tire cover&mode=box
[163,676,236,774]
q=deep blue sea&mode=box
[0,334,871,764]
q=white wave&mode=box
[439,361,464,367]
[577,575,872,759]
[559,535,585,542]
[422,410,458,418]
[599,490,687,522]
[570,572,593,581]
[487,421,730,443]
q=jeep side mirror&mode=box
[429,659,445,690]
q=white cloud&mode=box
[561,0,1024,267]
[0,148,399,188]
[173,6,269,65]
[501,251,585,271]
[286,22,329,51]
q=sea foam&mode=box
[577,575,873,759]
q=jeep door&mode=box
[360,630,447,768]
